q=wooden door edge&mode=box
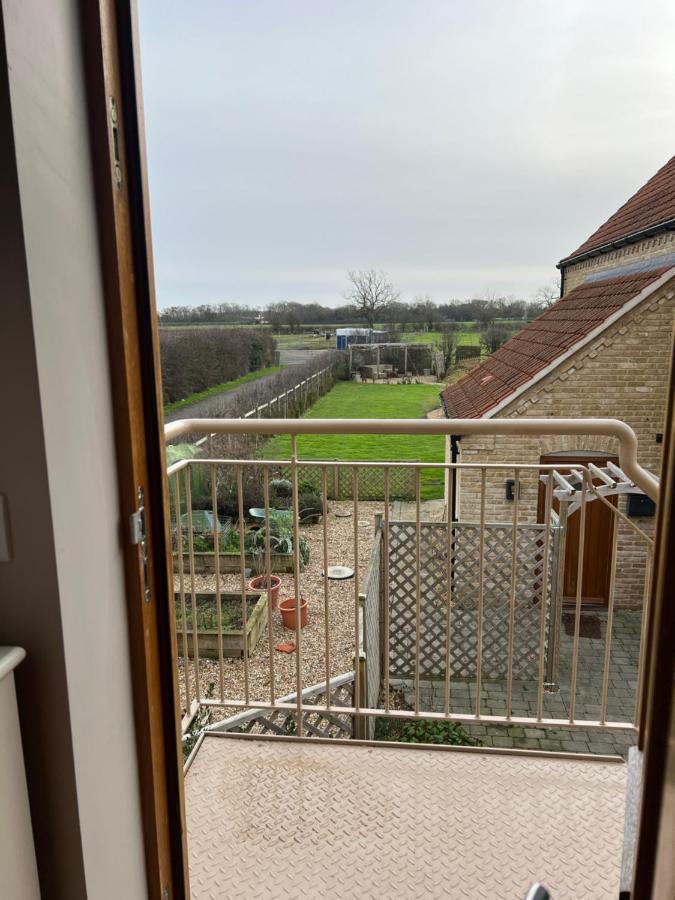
[632,333,675,897]
[79,1,188,897]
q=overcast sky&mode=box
[138,1,675,309]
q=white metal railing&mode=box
[166,417,658,745]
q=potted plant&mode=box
[248,569,282,607]
[248,510,310,569]
[278,596,308,630]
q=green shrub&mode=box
[298,491,324,525]
[400,719,479,746]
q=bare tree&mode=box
[344,269,400,329]
[481,323,513,354]
[534,278,561,309]
[471,299,497,328]
[440,323,459,370]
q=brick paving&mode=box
[392,609,641,758]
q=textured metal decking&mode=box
[185,735,626,899]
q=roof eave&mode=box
[557,218,675,270]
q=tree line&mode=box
[159,291,556,332]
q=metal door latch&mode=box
[129,487,151,603]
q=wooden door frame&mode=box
[75,2,674,896]
[633,334,675,898]
[538,452,618,607]
[80,2,187,897]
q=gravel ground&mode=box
[176,501,382,723]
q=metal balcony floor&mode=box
[184,734,626,899]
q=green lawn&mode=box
[264,381,446,499]
[457,330,481,345]
[164,366,282,413]
[397,330,442,345]
[397,328,481,347]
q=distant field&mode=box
[264,381,445,499]
[160,319,521,353]
[277,325,483,351]
[164,366,282,414]
[457,331,481,345]
[273,332,333,350]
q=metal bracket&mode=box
[129,486,151,603]
[109,96,122,189]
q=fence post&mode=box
[332,461,339,500]
[353,595,368,740]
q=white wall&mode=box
[2,0,147,896]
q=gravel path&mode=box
[176,501,382,723]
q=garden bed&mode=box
[175,590,269,659]
[174,551,298,575]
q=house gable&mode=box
[440,267,675,420]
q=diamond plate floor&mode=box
[184,735,626,899]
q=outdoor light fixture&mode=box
[505,478,516,501]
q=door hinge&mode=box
[109,96,122,189]
[129,487,151,603]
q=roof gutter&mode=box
[557,218,675,270]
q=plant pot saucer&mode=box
[334,510,352,518]
[323,565,354,580]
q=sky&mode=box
[138,1,675,309]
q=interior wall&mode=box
[0,11,88,896]
[0,0,146,897]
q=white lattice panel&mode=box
[387,522,559,680]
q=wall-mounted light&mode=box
[505,479,515,501]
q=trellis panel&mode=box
[385,521,560,681]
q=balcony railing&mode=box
[164,417,657,759]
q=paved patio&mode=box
[391,608,641,757]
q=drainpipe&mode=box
[450,434,460,522]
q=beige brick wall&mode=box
[563,232,675,294]
[450,280,674,607]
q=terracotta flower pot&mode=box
[248,574,282,608]
[278,597,308,630]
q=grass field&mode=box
[264,381,446,499]
[164,366,282,413]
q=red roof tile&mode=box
[440,268,671,419]
[561,155,675,263]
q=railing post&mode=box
[353,594,368,740]
[548,501,568,691]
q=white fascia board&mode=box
[482,267,675,420]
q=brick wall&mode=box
[563,232,675,293]
[451,279,674,607]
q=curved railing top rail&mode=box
[164,416,659,502]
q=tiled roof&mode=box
[561,155,675,263]
[440,268,671,419]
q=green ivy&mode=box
[400,719,480,746]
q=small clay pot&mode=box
[278,597,308,630]
[248,574,282,607]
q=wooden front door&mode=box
[539,454,617,606]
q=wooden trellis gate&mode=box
[382,520,562,684]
